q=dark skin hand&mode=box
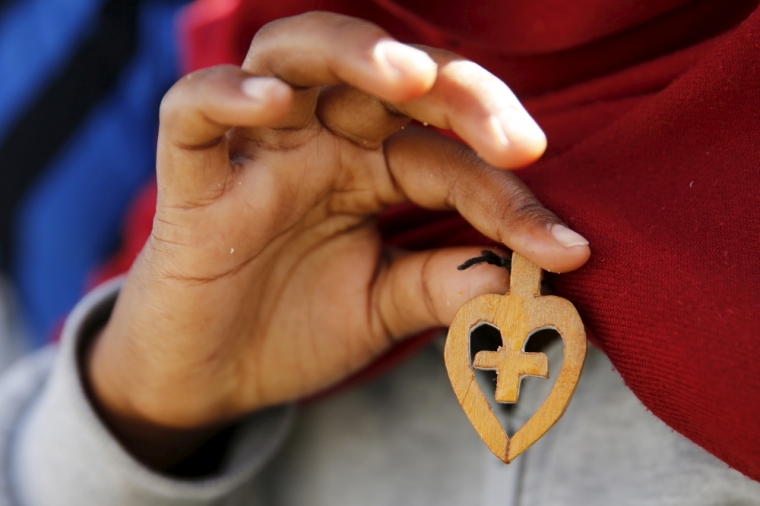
[86,12,590,469]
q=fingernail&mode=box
[551,224,589,248]
[498,107,545,145]
[488,115,509,147]
[241,77,281,101]
[373,40,436,80]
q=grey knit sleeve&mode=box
[0,278,293,506]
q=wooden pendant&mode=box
[444,252,587,463]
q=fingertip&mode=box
[372,40,437,102]
[241,76,291,102]
[514,224,591,274]
[484,109,547,169]
[550,224,588,249]
[160,69,297,152]
[543,244,591,274]
[240,77,293,116]
[548,224,591,272]
[502,132,548,169]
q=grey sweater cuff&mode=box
[1,278,293,506]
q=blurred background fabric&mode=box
[0,0,190,346]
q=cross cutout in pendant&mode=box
[473,342,549,404]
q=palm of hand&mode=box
[152,121,405,410]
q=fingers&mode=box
[373,247,511,341]
[316,85,411,148]
[241,12,542,167]
[244,12,437,98]
[156,66,292,203]
[316,48,545,168]
[242,12,437,130]
[384,126,590,274]
[388,48,546,168]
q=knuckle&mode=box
[492,175,555,235]
[159,65,238,125]
[253,11,359,45]
[252,15,290,44]
[506,188,546,218]
[159,85,183,126]
[505,194,548,224]
[159,71,205,126]
[304,11,385,40]
[255,11,388,51]
[296,10,344,24]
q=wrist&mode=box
[83,297,239,470]
[83,248,251,425]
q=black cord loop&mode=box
[457,250,511,271]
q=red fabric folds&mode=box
[521,8,760,480]
[104,0,760,480]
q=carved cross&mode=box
[473,344,549,403]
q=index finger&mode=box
[387,47,547,168]
[243,12,438,104]
[316,48,547,168]
[244,12,545,168]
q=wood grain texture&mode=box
[444,252,587,463]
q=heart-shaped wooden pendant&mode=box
[444,252,586,462]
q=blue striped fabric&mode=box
[0,0,190,345]
[0,0,105,141]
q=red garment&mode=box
[100,0,760,481]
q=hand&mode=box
[86,12,590,467]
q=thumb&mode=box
[372,247,510,341]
